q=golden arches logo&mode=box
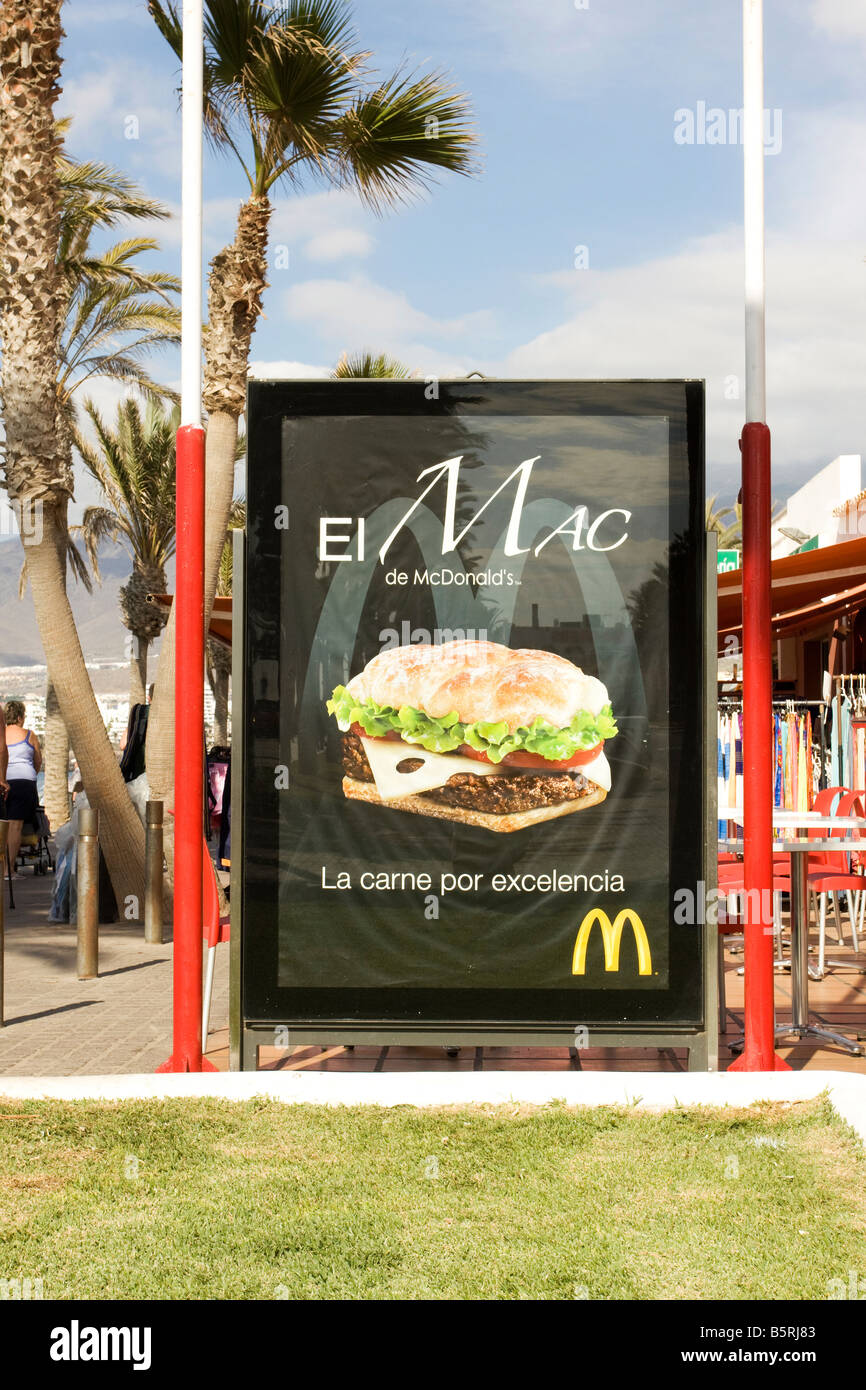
[571,908,653,976]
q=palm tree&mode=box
[145,0,477,875]
[706,497,739,544]
[707,495,785,549]
[0,0,141,906]
[12,138,180,829]
[73,400,178,708]
[332,350,413,379]
[44,148,180,828]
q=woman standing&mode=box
[1,700,42,875]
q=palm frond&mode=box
[58,156,167,228]
[65,536,95,594]
[71,506,127,577]
[332,349,413,379]
[327,67,478,210]
[73,397,178,580]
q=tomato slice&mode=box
[350,723,402,742]
[460,742,603,771]
[351,724,603,771]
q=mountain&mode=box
[0,535,174,667]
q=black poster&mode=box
[243,380,705,1031]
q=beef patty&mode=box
[342,731,593,814]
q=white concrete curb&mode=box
[1,1069,865,1144]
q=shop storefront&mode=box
[717,534,866,809]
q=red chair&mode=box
[806,791,864,975]
[805,786,846,875]
[765,786,845,888]
[716,857,792,1025]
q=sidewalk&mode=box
[1,856,865,1076]
[0,862,228,1075]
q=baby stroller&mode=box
[17,805,53,875]
[4,804,52,909]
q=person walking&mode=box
[1,700,42,874]
[0,702,8,801]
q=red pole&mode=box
[157,423,215,1072]
[728,422,788,1072]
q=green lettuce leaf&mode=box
[327,683,618,764]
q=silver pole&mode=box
[743,0,767,424]
[181,0,204,428]
[76,807,99,980]
[144,800,165,945]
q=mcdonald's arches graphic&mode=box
[572,908,653,976]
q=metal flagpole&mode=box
[729,0,788,1071]
[158,0,214,1072]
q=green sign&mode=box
[717,549,740,573]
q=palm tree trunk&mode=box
[129,636,147,709]
[146,196,271,878]
[25,504,146,908]
[0,8,144,910]
[212,662,229,747]
[43,675,70,828]
[42,490,72,830]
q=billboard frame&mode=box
[230,382,718,1071]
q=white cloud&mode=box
[771,109,866,244]
[304,227,375,262]
[58,61,181,181]
[269,190,377,265]
[283,275,494,355]
[811,0,866,43]
[441,0,730,89]
[159,190,379,269]
[248,360,330,380]
[501,226,866,495]
[63,2,148,30]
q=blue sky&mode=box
[55,0,866,504]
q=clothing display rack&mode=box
[717,698,831,833]
[831,675,866,791]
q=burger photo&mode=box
[326,640,618,834]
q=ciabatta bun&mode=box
[345,640,609,733]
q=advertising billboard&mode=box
[240,380,706,1044]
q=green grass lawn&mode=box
[1,1095,864,1300]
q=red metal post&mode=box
[729,421,789,1071]
[157,423,215,1072]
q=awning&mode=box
[149,594,232,650]
[717,536,866,649]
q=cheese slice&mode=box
[360,736,499,800]
[579,749,611,792]
[360,735,612,799]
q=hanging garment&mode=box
[798,716,809,812]
[842,695,853,790]
[717,715,727,838]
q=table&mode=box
[719,810,866,1057]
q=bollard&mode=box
[77,807,99,980]
[144,800,164,945]
[0,821,6,1026]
